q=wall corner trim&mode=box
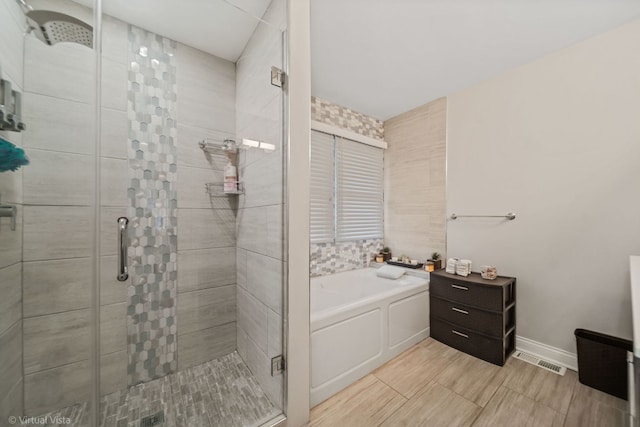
[286,0,311,425]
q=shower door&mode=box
[0,0,288,425]
[97,0,289,426]
[0,0,101,425]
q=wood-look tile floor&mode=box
[309,338,628,427]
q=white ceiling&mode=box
[311,0,640,120]
[64,0,640,120]
[72,0,272,62]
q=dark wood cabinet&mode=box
[429,270,516,366]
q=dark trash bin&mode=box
[575,328,633,400]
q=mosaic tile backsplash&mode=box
[126,25,178,385]
[310,239,384,277]
[311,96,384,141]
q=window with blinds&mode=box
[310,131,335,243]
[310,130,384,243]
[336,136,384,241]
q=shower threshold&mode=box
[38,351,282,427]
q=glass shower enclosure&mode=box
[0,0,288,425]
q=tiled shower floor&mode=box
[41,352,281,427]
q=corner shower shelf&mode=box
[205,182,244,196]
[199,139,242,196]
[198,138,238,154]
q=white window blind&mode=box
[310,130,335,243]
[336,136,384,241]
[310,130,384,243]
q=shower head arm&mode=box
[15,0,35,35]
[15,0,33,13]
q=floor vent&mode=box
[513,351,566,376]
[140,411,165,427]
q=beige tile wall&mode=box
[175,42,238,370]
[0,0,26,419]
[15,8,243,413]
[383,97,447,261]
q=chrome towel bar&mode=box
[450,212,516,220]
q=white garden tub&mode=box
[310,268,429,406]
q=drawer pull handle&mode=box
[451,284,469,291]
[451,307,469,315]
[452,330,469,339]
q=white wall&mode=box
[447,19,640,355]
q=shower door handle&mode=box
[117,217,129,281]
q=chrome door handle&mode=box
[117,217,129,281]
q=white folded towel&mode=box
[446,258,458,274]
[376,265,406,279]
[456,259,472,277]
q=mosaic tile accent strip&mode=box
[310,238,384,277]
[311,96,384,140]
[126,25,178,385]
[39,352,280,427]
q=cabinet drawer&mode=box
[430,275,503,311]
[430,296,503,338]
[430,317,506,366]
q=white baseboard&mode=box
[516,335,578,371]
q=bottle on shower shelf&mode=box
[224,161,237,193]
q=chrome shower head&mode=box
[15,0,93,49]
[25,10,93,48]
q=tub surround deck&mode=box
[370,261,430,279]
